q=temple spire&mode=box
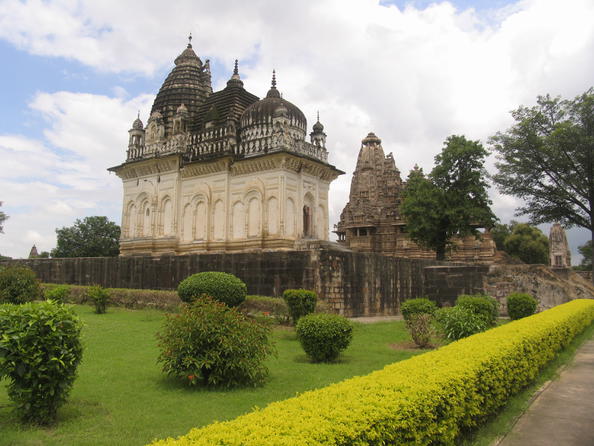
[272,70,277,88]
[233,59,239,76]
[187,33,192,48]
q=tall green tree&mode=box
[503,223,549,264]
[51,216,120,258]
[577,241,592,270]
[401,135,497,260]
[491,88,594,281]
[0,201,8,233]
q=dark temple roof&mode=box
[192,78,259,130]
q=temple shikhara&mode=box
[109,37,343,256]
[549,223,571,268]
[334,132,496,262]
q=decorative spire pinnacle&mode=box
[137,110,140,119]
[233,59,238,76]
[187,33,192,48]
[266,69,281,98]
[228,59,243,86]
[317,110,320,122]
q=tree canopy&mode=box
[51,216,120,258]
[502,223,549,264]
[0,201,7,234]
[577,241,592,270]
[491,88,594,278]
[401,135,496,260]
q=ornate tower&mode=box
[335,132,403,253]
[549,223,571,268]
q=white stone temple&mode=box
[109,37,343,256]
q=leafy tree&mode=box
[503,223,549,264]
[51,216,120,258]
[401,135,497,260]
[0,201,7,233]
[490,221,515,250]
[491,88,594,281]
[577,240,592,270]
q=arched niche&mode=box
[267,197,279,235]
[232,201,245,239]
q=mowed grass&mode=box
[0,305,420,446]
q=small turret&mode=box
[127,112,145,159]
[310,111,326,148]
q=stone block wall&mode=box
[2,249,442,317]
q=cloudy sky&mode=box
[1,0,593,262]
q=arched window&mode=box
[248,197,261,237]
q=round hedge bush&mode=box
[177,272,247,307]
[401,298,438,321]
[296,313,353,362]
[0,301,83,425]
[455,294,499,326]
[507,292,538,320]
[156,296,275,388]
[0,266,41,304]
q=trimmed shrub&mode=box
[434,306,488,341]
[507,293,538,320]
[86,285,110,314]
[148,299,594,446]
[0,301,83,425]
[177,272,247,307]
[0,266,41,304]
[406,313,434,348]
[282,289,317,324]
[156,296,275,388]
[456,294,499,326]
[44,284,71,303]
[296,313,353,362]
[401,298,438,321]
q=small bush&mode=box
[401,298,438,321]
[456,294,499,326]
[156,296,275,388]
[177,272,247,307]
[86,285,110,314]
[406,313,434,348]
[0,266,41,304]
[296,313,353,362]
[507,293,538,320]
[0,301,83,425]
[283,289,317,324]
[44,284,71,303]
[434,306,488,341]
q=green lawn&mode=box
[0,305,421,446]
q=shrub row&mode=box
[41,283,181,310]
[149,299,594,446]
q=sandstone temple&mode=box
[549,223,571,268]
[334,132,496,262]
[109,38,343,256]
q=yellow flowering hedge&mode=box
[149,299,594,446]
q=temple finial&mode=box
[137,110,140,119]
[187,33,192,48]
[233,59,239,75]
[317,110,320,122]
[272,70,277,88]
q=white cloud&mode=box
[1,0,593,262]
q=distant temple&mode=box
[549,223,571,268]
[28,245,39,259]
[335,132,496,262]
[109,37,343,256]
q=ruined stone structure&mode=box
[335,132,496,262]
[109,38,342,256]
[549,223,571,268]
